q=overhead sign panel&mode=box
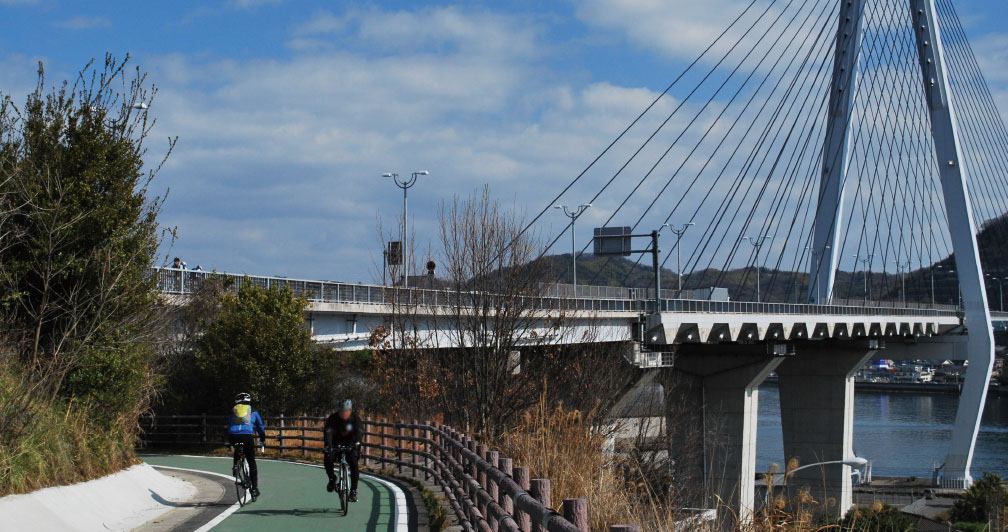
[593,226,632,256]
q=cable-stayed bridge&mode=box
[160,0,1008,522]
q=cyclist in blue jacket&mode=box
[229,392,266,497]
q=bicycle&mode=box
[232,441,258,506]
[327,445,355,516]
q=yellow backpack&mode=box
[232,403,252,424]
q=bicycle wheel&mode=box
[339,461,349,516]
[235,456,249,506]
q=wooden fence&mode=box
[140,414,641,532]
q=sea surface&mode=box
[756,385,1008,478]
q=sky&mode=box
[1,0,1006,284]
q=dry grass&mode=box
[0,365,136,496]
[495,397,689,532]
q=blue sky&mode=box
[1,0,1006,283]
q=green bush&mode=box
[954,522,989,532]
[951,473,1008,524]
[840,503,917,532]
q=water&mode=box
[756,386,1008,477]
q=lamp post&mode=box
[663,222,694,296]
[554,204,592,289]
[857,254,874,301]
[945,267,960,308]
[382,170,429,288]
[744,236,770,303]
[987,274,1003,312]
[771,457,870,489]
[892,260,909,305]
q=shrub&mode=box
[951,473,1008,524]
[839,502,917,532]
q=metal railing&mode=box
[140,414,603,532]
[152,267,960,319]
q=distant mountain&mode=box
[538,213,1008,307]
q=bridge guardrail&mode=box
[152,267,960,319]
[140,413,600,532]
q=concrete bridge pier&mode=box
[660,347,783,523]
[775,342,876,517]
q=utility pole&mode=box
[663,222,694,296]
[744,236,770,303]
[382,170,429,288]
[554,204,592,290]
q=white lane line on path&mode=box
[148,465,241,532]
[142,455,410,532]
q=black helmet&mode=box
[235,392,252,404]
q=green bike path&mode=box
[142,455,410,532]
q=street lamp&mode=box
[941,266,960,308]
[554,204,592,288]
[663,222,694,296]
[382,170,429,288]
[770,456,870,488]
[987,274,1004,312]
[857,254,874,301]
[744,236,770,303]
[893,260,909,306]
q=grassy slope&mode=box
[0,367,136,497]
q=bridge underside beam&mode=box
[660,346,783,524]
[776,342,875,517]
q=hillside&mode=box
[539,213,1008,306]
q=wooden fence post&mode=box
[487,450,500,532]
[530,479,551,532]
[513,466,531,532]
[398,421,405,474]
[476,444,487,519]
[361,418,369,467]
[200,413,207,444]
[279,413,285,454]
[562,498,588,532]
[301,418,307,458]
[382,419,389,465]
[423,420,432,480]
[499,458,514,518]
[411,419,419,476]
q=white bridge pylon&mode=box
[810,0,994,488]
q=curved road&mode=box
[142,455,411,532]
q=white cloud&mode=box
[575,0,761,59]
[53,16,111,30]
[141,6,660,281]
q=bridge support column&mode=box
[776,343,875,516]
[661,349,783,524]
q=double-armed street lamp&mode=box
[856,254,874,301]
[744,236,770,303]
[382,170,429,288]
[554,203,592,288]
[664,222,694,296]
[893,260,910,305]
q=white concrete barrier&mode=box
[0,463,195,532]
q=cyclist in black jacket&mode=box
[324,399,363,501]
